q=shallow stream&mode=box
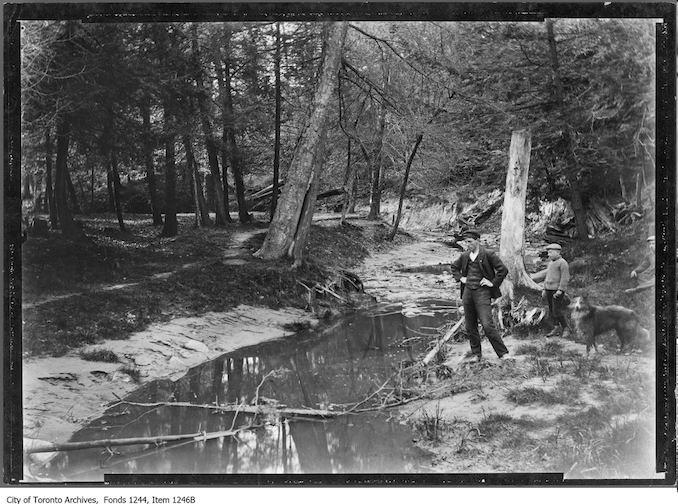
[43,300,460,481]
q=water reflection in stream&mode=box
[44,300,459,481]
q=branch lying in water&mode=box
[421,318,464,366]
[25,427,248,455]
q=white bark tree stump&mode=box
[499,129,541,291]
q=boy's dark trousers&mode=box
[462,286,509,357]
[545,289,569,330]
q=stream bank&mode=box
[22,214,659,480]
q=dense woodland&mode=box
[21,19,656,260]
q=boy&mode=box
[531,243,570,337]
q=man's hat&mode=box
[647,235,655,241]
[545,243,562,251]
[461,229,480,240]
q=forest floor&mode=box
[21,207,660,480]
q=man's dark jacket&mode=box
[450,247,508,299]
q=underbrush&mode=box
[79,349,119,362]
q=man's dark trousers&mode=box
[462,286,508,357]
[545,289,569,329]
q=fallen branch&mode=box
[422,318,464,366]
[111,400,342,418]
[25,428,243,455]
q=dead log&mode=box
[25,428,242,454]
[422,318,464,366]
[114,400,341,418]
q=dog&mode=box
[568,295,651,354]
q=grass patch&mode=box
[118,364,141,383]
[514,344,539,356]
[506,381,580,406]
[414,402,446,443]
[541,340,564,357]
[527,354,554,382]
[80,349,119,362]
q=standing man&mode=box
[531,243,570,337]
[450,229,510,363]
[625,235,655,294]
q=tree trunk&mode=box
[107,170,115,212]
[205,173,215,212]
[212,57,234,223]
[65,167,80,214]
[45,127,58,229]
[160,103,178,237]
[340,138,356,224]
[499,129,541,291]
[255,22,348,260]
[110,150,126,232]
[54,113,85,240]
[367,127,384,219]
[140,98,163,225]
[546,19,588,240]
[271,21,283,221]
[291,171,321,268]
[367,51,390,220]
[76,178,88,214]
[291,132,326,267]
[387,133,423,241]
[222,28,251,224]
[190,24,229,226]
[183,135,211,227]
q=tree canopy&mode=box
[20,19,657,251]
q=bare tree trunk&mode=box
[190,24,229,226]
[54,113,85,240]
[340,138,356,224]
[387,133,423,241]
[499,129,541,291]
[367,125,384,219]
[45,127,58,229]
[546,19,588,240]
[110,150,126,232]
[140,98,163,225]
[291,170,321,268]
[183,134,211,227]
[211,59,233,223]
[271,21,283,221]
[161,102,178,237]
[367,50,390,220]
[222,27,251,224]
[255,22,348,260]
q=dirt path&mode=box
[358,230,459,304]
